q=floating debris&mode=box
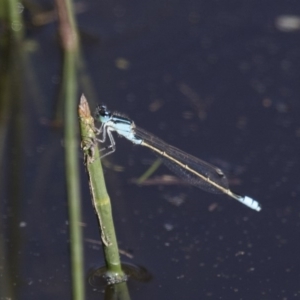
[275,15,300,32]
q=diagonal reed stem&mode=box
[78,95,127,284]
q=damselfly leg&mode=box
[94,124,116,158]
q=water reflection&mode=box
[89,262,152,288]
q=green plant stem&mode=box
[136,158,162,184]
[0,1,25,298]
[105,282,131,300]
[78,95,126,283]
[64,51,85,299]
[56,0,84,299]
[6,0,24,41]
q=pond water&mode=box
[1,1,300,299]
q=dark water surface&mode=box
[2,1,300,299]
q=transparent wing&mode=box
[134,127,229,194]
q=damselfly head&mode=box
[95,105,112,123]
